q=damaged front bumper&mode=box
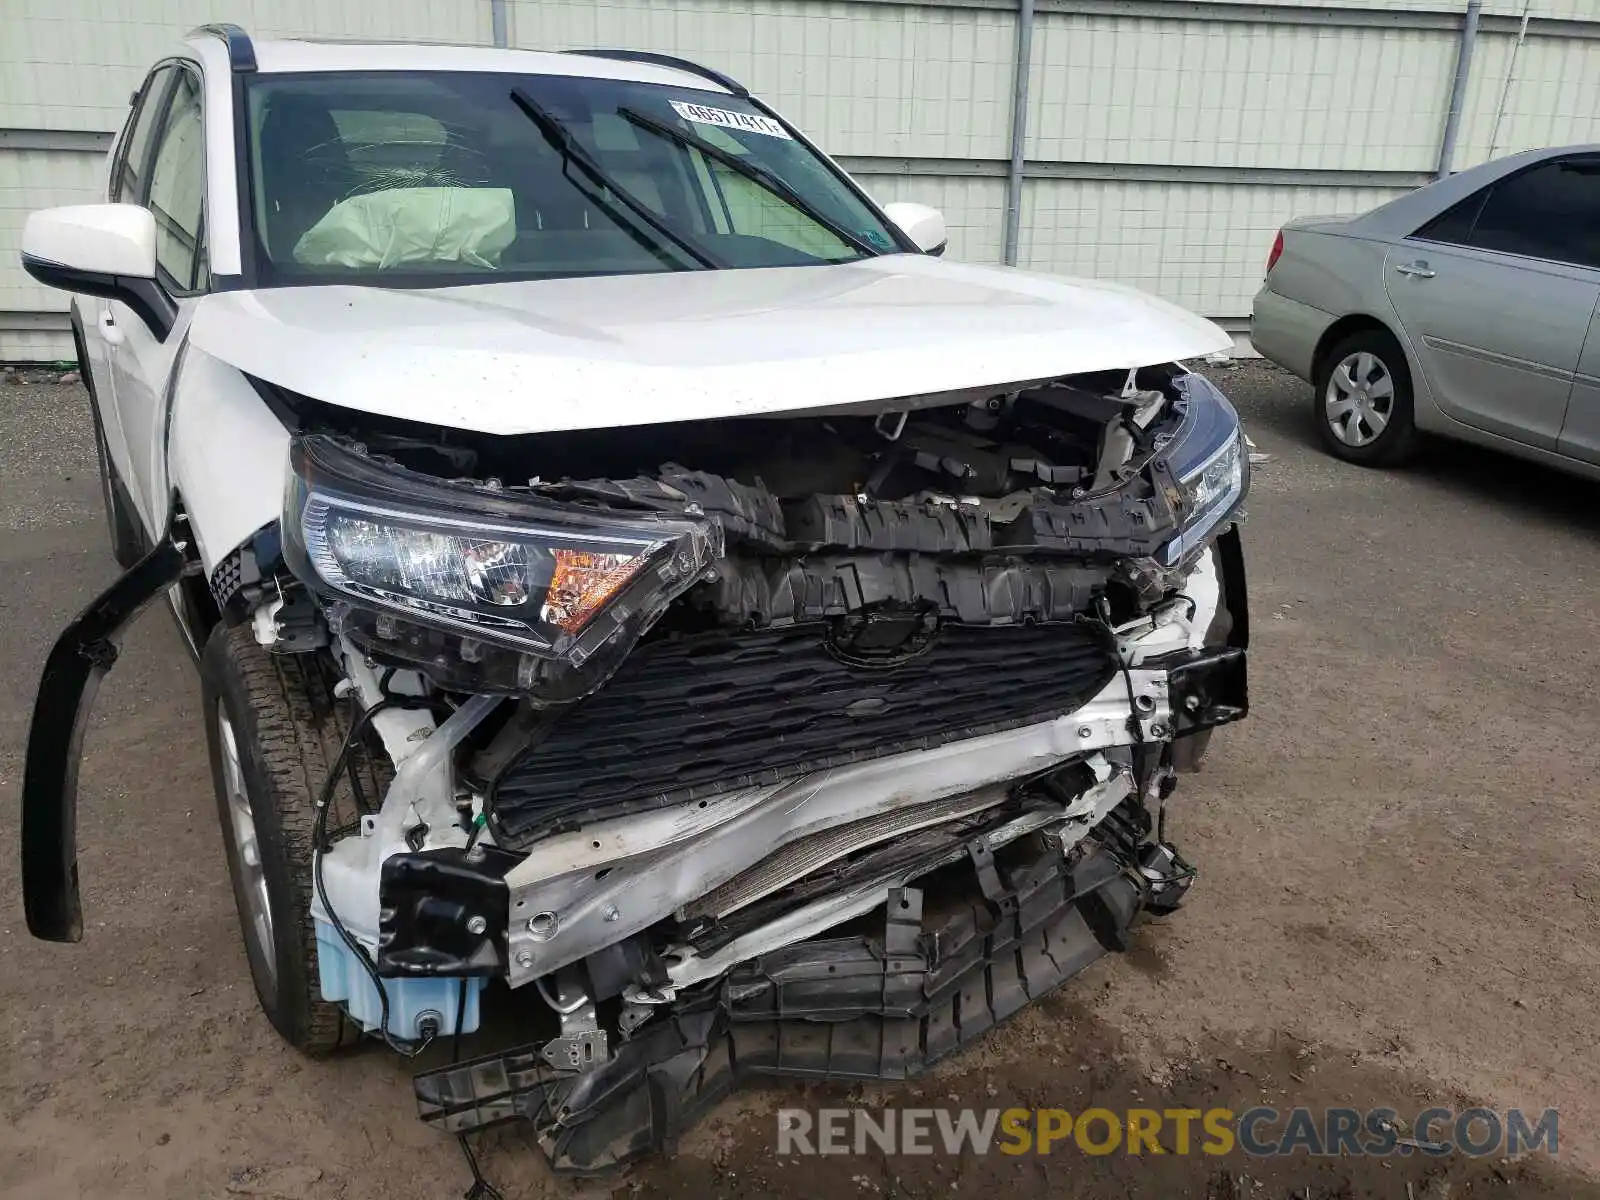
[388,616,1245,1174]
[411,739,1216,1174]
[377,645,1240,992]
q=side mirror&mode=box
[881,202,948,256]
[21,205,173,339]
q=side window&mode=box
[110,67,174,203]
[146,70,207,292]
[1469,159,1600,269]
[1412,191,1486,248]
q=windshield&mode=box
[242,71,907,286]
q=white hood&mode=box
[189,255,1230,435]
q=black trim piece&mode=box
[378,846,522,978]
[232,69,260,287]
[563,49,749,98]
[191,23,256,72]
[1215,523,1250,650]
[20,256,177,342]
[208,544,248,610]
[1165,646,1248,738]
[22,523,188,942]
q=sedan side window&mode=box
[1411,191,1486,247]
[1414,159,1600,270]
[145,70,208,292]
[110,66,175,204]
[1469,159,1600,269]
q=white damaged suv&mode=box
[20,26,1250,1172]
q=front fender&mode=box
[166,345,290,575]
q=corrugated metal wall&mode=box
[0,0,490,360]
[3,0,1600,361]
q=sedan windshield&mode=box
[242,71,906,286]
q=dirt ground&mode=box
[2,360,1598,1199]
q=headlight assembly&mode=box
[1158,373,1249,566]
[282,436,721,691]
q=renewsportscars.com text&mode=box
[776,1106,1559,1158]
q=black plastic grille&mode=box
[209,547,244,608]
[489,622,1117,847]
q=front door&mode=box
[1559,305,1600,465]
[107,65,207,535]
[93,64,178,533]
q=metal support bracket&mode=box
[539,968,609,1073]
[884,886,923,956]
[967,839,1017,916]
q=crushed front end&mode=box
[230,364,1249,1171]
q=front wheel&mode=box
[1312,329,1421,466]
[201,624,390,1054]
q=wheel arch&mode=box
[169,495,226,656]
[1309,319,1423,466]
[1310,314,1398,385]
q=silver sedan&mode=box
[1251,144,1600,479]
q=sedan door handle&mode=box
[1393,261,1436,279]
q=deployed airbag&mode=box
[293,187,516,270]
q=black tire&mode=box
[73,321,145,568]
[1311,328,1421,466]
[201,624,392,1055]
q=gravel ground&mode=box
[2,362,1598,1199]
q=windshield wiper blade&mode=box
[617,105,884,259]
[510,89,725,270]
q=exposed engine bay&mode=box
[209,363,1249,1172]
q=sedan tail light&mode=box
[1266,229,1285,274]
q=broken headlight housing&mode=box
[1158,374,1248,567]
[282,436,721,694]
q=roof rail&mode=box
[190,23,257,72]
[562,49,747,98]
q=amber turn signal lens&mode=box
[541,550,646,634]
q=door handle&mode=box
[97,309,124,346]
[1393,261,1436,279]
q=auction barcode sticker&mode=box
[669,101,792,140]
